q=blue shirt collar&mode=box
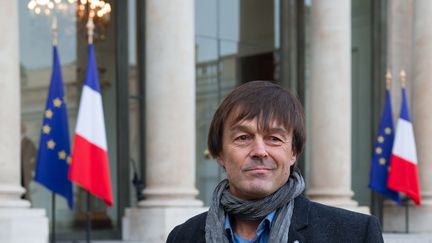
[224,211,276,243]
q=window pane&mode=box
[195,0,279,206]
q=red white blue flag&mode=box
[387,87,421,205]
[69,44,113,206]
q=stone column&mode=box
[382,0,416,232]
[122,0,205,242]
[407,0,432,233]
[0,1,48,243]
[386,0,414,121]
[307,0,367,213]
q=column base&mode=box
[0,184,31,208]
[308,198,370,214]
[0,208,48,243]
[138,198,204,207]
[307,189,370,214]
[122,204,207,242]
[384,198,432,233]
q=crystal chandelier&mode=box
[77,0,111,19]
[27,0,78,16]
[77,0,112,40]
[27,0,112,41]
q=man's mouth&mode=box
[244,167,272,172]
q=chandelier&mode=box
[77,0,112,41]
[77,0,111,19]
[27,0,112,41]
[27,0,77,16]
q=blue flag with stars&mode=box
[369,89,401,204]
[34,46,73,208]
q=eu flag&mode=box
[34,46,73,208]
[369,88,401,204]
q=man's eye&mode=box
[236,135,250,141]
[267,136,284,145]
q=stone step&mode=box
[384,233,432,243]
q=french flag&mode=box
[69,44,113,206]
[387,86,421,205]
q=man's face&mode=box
[217,115,296,200]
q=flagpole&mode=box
[70,9,114,241]
[402,196,410,233]
[86,191,92,243]
[52,15,57,46]
[370,69,399,225]
[380,70,392,226]
[51,16,57,243]
[87,11,95,45]
[51,193,56,243]
[36,11,75,241]
[400,69,406,88]
[85,13,95,243]
[385,69,391,90]
[400,69,410,234]
[405,201,409,233]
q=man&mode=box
[21,124,37,200]
[168,81,383,243]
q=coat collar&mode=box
[291,194,310,230]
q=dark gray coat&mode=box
[167,195,384,243]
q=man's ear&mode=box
[290,153,297,166]
[216,156,226,169]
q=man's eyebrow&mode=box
[229,124,289,135]
[267,127,289,134]
[229,124,253,132]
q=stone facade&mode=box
[3,1,432,242]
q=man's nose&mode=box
[250,138,268,159]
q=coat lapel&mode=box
[197,214,207,243]
[287,195,310,243]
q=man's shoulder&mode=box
[167,211,208,243]
[178,211,208,227]
[293,196,383,242]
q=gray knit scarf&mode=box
[205,170,305,243]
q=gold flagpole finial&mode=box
[385,69,392,90]
[52,16,58,46]
[87,10,95,44]
[400,69,407,88]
